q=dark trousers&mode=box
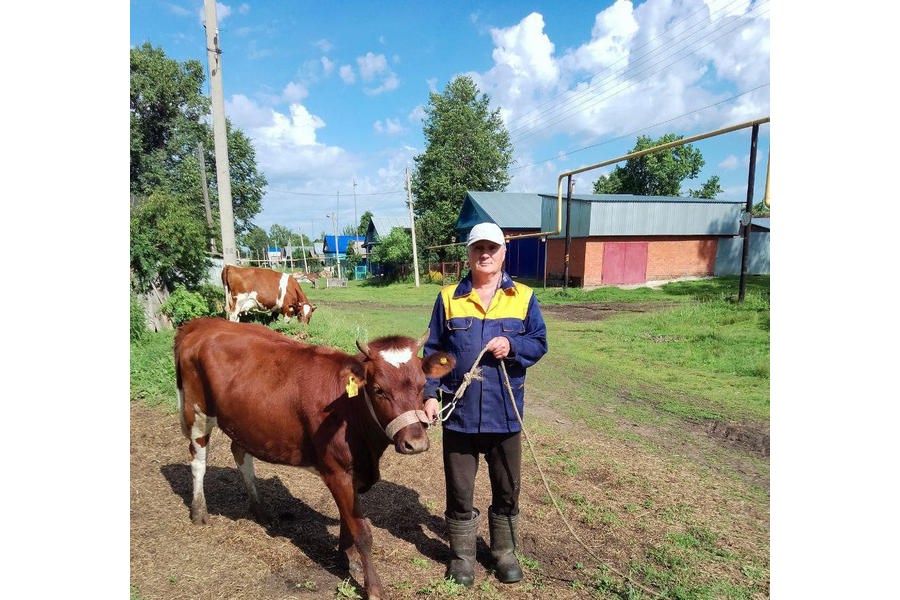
[442,428,522,520]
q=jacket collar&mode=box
[452,270,516,299]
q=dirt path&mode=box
[131,389,768,599]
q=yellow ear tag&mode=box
[346,376,359,398]
[440,357,447,365]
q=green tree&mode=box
[130,190,211,292]
[370,228,412,277]
[239,225,270,260]
[268,224,295,248]
[358,210,374,236]
[688,175,723,199]
[592,133,720,198]
[412,75,513,260]
[130,43,268,292]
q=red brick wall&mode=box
[645,237,718,280]
[545,236,719,285]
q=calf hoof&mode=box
[190,509,209,525]
[190,499,209,524]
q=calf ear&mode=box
[340,361,367,398]
[422,352,455,378]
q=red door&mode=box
[601,242,648,284]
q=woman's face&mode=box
[468,240,505,278]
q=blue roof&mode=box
[323,235,360,254]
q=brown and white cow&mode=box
[221,264,316,324]
[174,318,455,600]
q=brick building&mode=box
[458,191,765,288]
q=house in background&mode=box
[458,191,768,287]
[363,216,411,276]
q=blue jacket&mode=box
[424,271,548,433]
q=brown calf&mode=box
[174,318,454,599]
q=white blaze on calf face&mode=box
[379,347,413,368]
[302,304,311,317]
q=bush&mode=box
[130,292,148,342]
[196,283,226,317]
[161,286,216,326]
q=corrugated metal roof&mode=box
[751,217,770,231]
[458,191,746,238]
[457,191,543,230]
[364,216,411,246]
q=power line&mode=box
[265,187,404,197]
[507,0,754,137]
[509,0,769,144]
[510,83,769,172]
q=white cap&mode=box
[466,222,506,246]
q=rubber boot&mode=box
[445,509,480,587]
[488,508,523,584]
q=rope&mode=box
[441,346,663,597]
[437,347,490,423]
[497,360,664,599]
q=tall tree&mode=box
[358,210,374,236]
[268,224,295,248]
[592,133,720,198]
[130,43,268,292]
[412,76,513,260]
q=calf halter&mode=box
[362,388,430,442]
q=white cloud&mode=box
[365,72,399,96]
[321,56,334,75]
[719,154,739,170]
[357,52,388,81]
[315,39,333,53]
[282,81,308,103]
[374,118,405,135]
[465,0,768,167]
[408,105,426,123]
[339,64,355,84]
[238,3,250,15]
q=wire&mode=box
[507,0,755,137]
[266,188,404,197]
[509,0,769,145]
[511,82,769,172]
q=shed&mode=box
[457,191,765,287]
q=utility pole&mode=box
[406,166,420,287]
[327,212,342,280]
[196,142,217,256]
[203,0,237,265]
[353,177,358,241]
[298,225,310,274]
[738,124,760,303]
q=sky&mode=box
[7,3,900,599]
[130,0,771,238]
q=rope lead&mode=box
[439,344,663,598]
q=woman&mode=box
[423,221,548,587]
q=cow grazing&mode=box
[221,264,316,324]
[174,318,455,600]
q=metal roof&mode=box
[364,216,411,246]
[454,191,747,238]
[457,192,543,231]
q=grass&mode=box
[130,276,769,598]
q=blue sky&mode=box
[131,0,770,238]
